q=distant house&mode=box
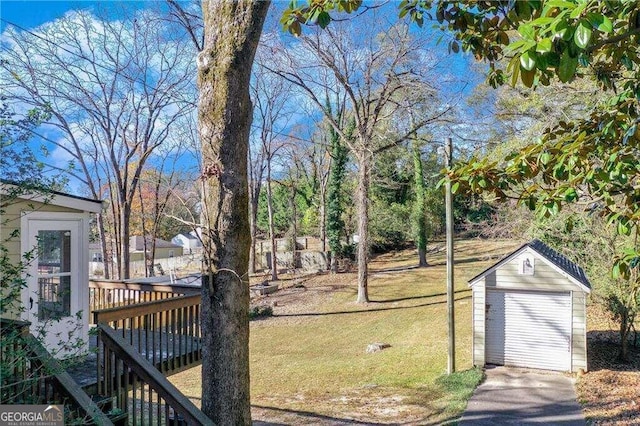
[89,242,103,263]
[129,236,183,261]
[171,230,202,252]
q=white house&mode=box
[171,230,202,252]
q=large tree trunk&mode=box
[619,309,631,362]
[266,162,278,281]
[248,188,259,274]
[319,186,328,270]
[356,151,371,303]
[412,139,428,267]
[122,203,132,279]
[97,213,111,280]
[198,1,269,424]
[289,183,297,270]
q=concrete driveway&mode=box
[459,366,586,425]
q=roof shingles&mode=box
[469,239,591,291]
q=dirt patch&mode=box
[251,387,445,425]
[250,271,356,317]
[576,304,640,425]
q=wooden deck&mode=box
[3,280,209,424]
[67,329,202,389]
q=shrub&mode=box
[249,305,273,320]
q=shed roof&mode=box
[130,236,181,251]
[176,232,198,240]
[1,180,103,213]
[468,239,591,293]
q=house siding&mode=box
[471,247,589,373]
[130,246,184,262]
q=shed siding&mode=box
[1,199,81,320]
[571,291,587,371]
[472,247,589,373]
[472,278,486,366]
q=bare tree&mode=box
[197,1,270,423]
[265,21,449,302]
[132,152,188,277]
[249,49,293,278]
[0,9,195,279]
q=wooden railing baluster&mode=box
[0,319,114,425]
[96,324,210,425]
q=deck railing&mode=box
[93,293,202,377]
[89,279,200,322]
[90,279,207,424]
[96,323,210,425]
[0,319,115,425]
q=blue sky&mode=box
[0,1,157,31]
[1,1,98,30]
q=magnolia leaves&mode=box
[281,0,362,36]
[508,5,614,87]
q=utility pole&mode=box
[444,136,455,374]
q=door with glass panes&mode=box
[23,218,83,356]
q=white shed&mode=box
[0,183,102,357]
[469,239,591,373]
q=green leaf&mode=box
[618,220,631,236]
[451,181,460,194]
[531,17,555,27]
[558,49,578,82]
[518,23,535,40]
[536,38,552,53]
[510,59,521,87]
[526,196,537,211]
[564,187,578,202]
[544,0,576,10]
[317,11,331,28]
[612,262,621,279]
[565,216,574,232]
[520,50,537,71]
[569,1,587,19]
[586,12,613,33]
[535,53,549,70]
[573,21,592,49]
[308,7,321,24]
[540,152,551,165]
[621,55,634,71]
[552,19,571,40]
[515,0,532,20]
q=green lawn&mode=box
[171,239,522,424]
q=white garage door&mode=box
[485,289,571,371]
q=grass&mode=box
[170,238,522,424]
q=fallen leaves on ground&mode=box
[577,304,640,425]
